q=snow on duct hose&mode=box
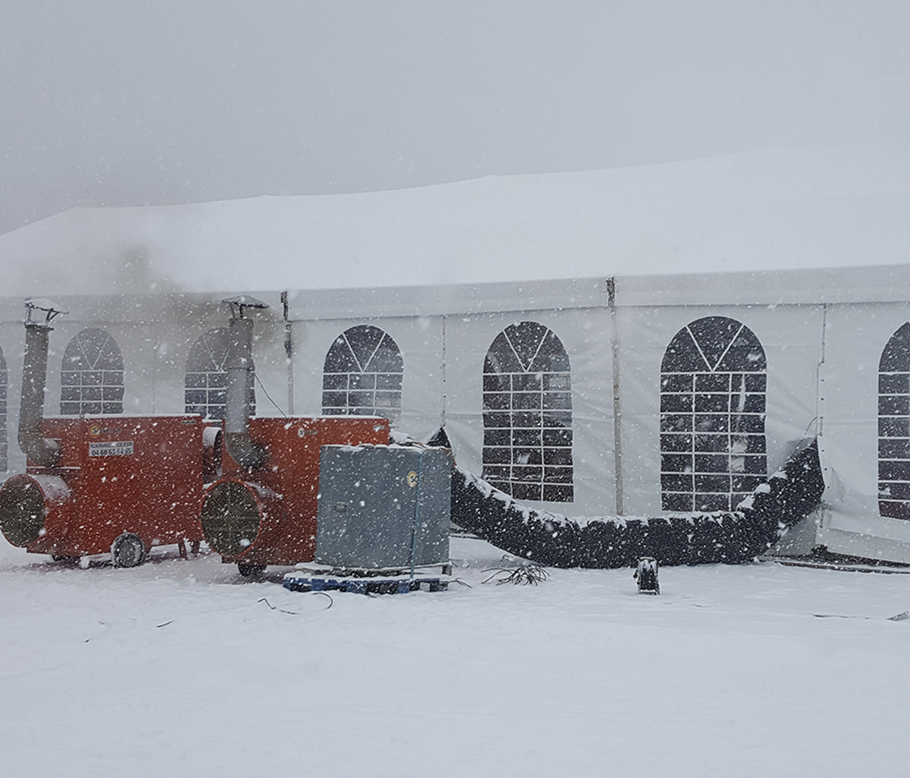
[450,439,823,568]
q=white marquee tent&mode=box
[2,147,910,563]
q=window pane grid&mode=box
[321,327,403,424]
[879,347,910,518]
[482,322,574,502]
[660,318,767,512]
[59,329,124,416]
[184,329,255,421]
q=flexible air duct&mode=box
[450,439,824,568]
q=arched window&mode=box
[185,328,256,421]
[878,323,910,519]
[60,329,124,415]
[0,346,7,471]
[482,321,573,502]
[660,316,767,512]
[322,325,403,424]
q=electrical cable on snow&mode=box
[813,610,909,621]
[258,597,302,614]
[254,372,289,419]
[481,564,550,585]
[88,594,334,640]
[258,595,333,613]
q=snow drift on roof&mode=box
[2,146,909,297]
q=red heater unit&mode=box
[0,300,212,566]
[199,296,390,575]
[202,416,389,575]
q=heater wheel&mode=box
[111,533,147,568]
[238,563,266,577]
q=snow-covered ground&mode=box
[2,534,908,777]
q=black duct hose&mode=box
[450,439,824,569]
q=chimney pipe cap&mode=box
[24,298,67,326]
[222,295,269,320]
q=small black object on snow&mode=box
[635,557,660,594]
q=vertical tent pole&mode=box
[281,291,295,416]
[608,278,625,516]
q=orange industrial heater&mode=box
[202,416,389,575]
[0,300,213,566]
[198,295,391,575]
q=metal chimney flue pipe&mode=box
[19,300,66,468]
[223,296,268,469]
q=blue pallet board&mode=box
[283,574,448,595]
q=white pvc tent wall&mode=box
[282,278,616,514]
[613,265,910,564]
[2,264,910,563]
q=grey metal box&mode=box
[315,445,451,570]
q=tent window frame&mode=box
[660,316,767,513]
[878,322,910,520]
[482,321,574,503]
[322,325,404,424]
[59,328,125,416]
[185,328,256,421]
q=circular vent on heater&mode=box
[200,480,262,557]
[0,476,46,547]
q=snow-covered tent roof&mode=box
[2,146,909,299]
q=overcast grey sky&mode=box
[1,1,907,236]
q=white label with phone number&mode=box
[89,441,134,457]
